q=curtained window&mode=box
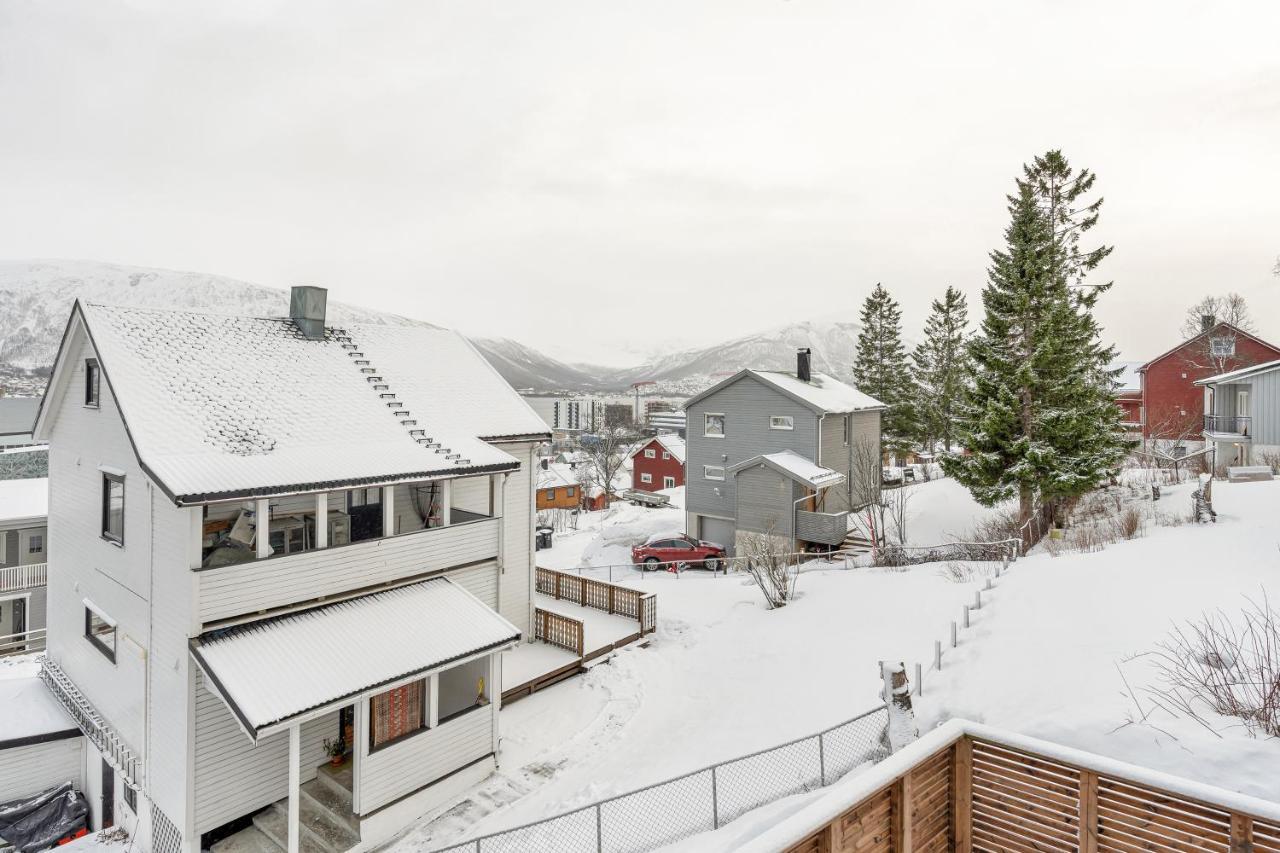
[369,679,426,750]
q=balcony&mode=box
[1204,414,1251,437]
[795,510,850,546]
[196,517,500,626]
[0,561,47,593]
[758,719,1280,853]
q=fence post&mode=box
[915,662,923,696]
[963,605,970,628]
[951,621,958,648]
[952,738,972,853]
[711,765,720,829]
[1231,814,1255,853]
[1078,770,1099,853]
[555,573,562,600]
[934,640,942,670]
[974,590,982,610]
[596,803,603,852]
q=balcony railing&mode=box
[749,719,1280,853]
[796,510,849,546]
[0,561,47,593]
[196,517,501,625]
[0,627,46,657]
[1204,414,1251,436]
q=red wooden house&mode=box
[629,434,685,492]
[1137,322,1280,441]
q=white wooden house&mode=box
[31,287,549,853]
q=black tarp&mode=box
[0,782,89,853]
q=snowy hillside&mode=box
[466,337,616,392]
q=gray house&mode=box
[683,350,884,555]
[1196,358,1280,469]
[0,476,48,655]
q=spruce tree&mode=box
[912,286,970,452]
[853,283,917,457]
[944,150,1126,526]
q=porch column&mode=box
[494,473,506,574]
[440,479,452,527]
[315,492,328,549]
[255,498,271,559]
[428,674,440,728]
[489,654,501,760]
[382,485,395,537]
[287,723,301,853]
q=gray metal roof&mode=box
[0,397,40,437]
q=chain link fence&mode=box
[430,704,890,853]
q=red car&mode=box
[632,534,726,571]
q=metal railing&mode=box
[0,627,46,657]
[0,561,47,592]
[39,656,143,789]
[1204,414,1251,435]
[430,704,890,853]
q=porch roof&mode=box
[728,450,845,489]
[190,578,520,739]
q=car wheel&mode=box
[644,557,660,571]
[703,556,721,572]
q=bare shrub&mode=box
[966,506,1021,544]
[1113,506,1144,540]
[1259,449,1280,475]
[738,531,797,609]
[1139,593,1280,738]
[937,561,993,583]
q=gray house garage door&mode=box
[699,517,736,556]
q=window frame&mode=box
[27,533,43,555]
[84,605,117,664]
[640,472,653,484]
[663,476,676,489]
[703,413,726,438]
[368,678,428,753]
[84,359,101,408]
[662,451,670,460]
[544,489,556,501]
[704,465,726,481]
[769,415,794,431]
[1209,336,1236,358]
[566,486,576,498]
[643,448,656,459]
[101,473,125,546]
[843,415,851,446]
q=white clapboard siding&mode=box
[358,708,493,815]
[197,518,500,624]
[450,561,498,609]
[193,673,335,833]
[0,738,84,802]
[498,443,536,634]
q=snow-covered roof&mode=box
[0,477,47,526]
[1139,323,1280,372]
[632,434,686,464]
[0,676,77,743]
[1112,360,1143,394]
[728,450,845,489]
[191,578,519,738]
[1195,357,1280,386]
[685,369,884,414]
[45,303,549,504]
[537,462,581,490]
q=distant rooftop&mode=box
[0,397,40,437]
[0,476,47,524]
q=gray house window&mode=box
[769,415,794,431]
[85,359,101,408]
[843,415,851,446]
[704,413,725,437]
[704,465,725,481]
[1209,337,1235,358]
[27,534,43,555]
[85,605,116,663]
[102,473,125,545]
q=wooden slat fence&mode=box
[536,566,657,635]
[784,734,1274,853]
[534,607,583,658]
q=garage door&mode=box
[699,517,736,556]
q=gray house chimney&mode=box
[1200,314,1216,334]
[797,347,812,382]
[290,286,328,340]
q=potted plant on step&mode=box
[323,736,346,767]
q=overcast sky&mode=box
[1,1,1277,366]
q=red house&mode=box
[1113,361,1143,433]
[1138,322,1280,441]
[630,434,685,492]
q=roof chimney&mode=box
[1200,314,1216,334]
[290,285,328,340]
[797,347,812,382]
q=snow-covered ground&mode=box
[896,477,1009,547]
[917,477,1280,802]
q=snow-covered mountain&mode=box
[0,260,861,397]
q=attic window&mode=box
[1209,337,1235,358]
[704,413,725,438]
[85,359,101,408]
[770,415,794,431]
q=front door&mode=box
[1237,390,1250,435]
[101,759,114,829]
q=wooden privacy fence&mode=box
[534,607,583,658]
[536,566,657,635]
[773,722,1280,853]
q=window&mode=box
[704,413,725,438]
[704,465,725,481]
[101,473,125,545]
[545,489,556,501]
[644,448,656,459]
[85,605,116,663]
[370,679,426,750]
[663,476,676,489]
[770,415,794,431]
[662,452,670,460]
[27,534,43,555]
[122,784,136,814]
[438,657,489,723]
[640,473,653,484]
[566,486,576,497]
[84,359,100,407]
[843,415,851,446]
[1209,336,1236,358]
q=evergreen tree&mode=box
[912,286,970,451]
[944,150,1127,526]
[853,283,917,457]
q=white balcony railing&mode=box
[0,628,46,657]
[196,517,501,625]
[0,561,48,593]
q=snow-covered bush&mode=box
[1141,594,1280,738]
[738,531,797,609]
[1112,506,1145,540]
[937,561,994,584]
